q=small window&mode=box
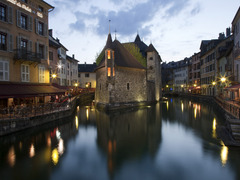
[21,64,29,82]
[107,67,111,76]
[21,0,27,3]
[20,14,27,29]
[107,50,111,59]
[0,4,6,22]
[20,39,27,51]
[0,32,7,51]
[127,83,130,90]
[38,6,44,12]
[78,73,80,78]
[49,51,53,61]
[39,44,44,59]
[85,73,89,78]
[38,22,44,35]
[0,60,9,81]
[149,57,153,60]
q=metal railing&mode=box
[0,100,72,120]
[13,49,42,63]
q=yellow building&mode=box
[0,0,64,107]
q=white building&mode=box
[66,55,79,86]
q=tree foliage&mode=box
[95,49,105,65]
[123,43,147,67]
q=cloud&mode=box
[69,0,191,37]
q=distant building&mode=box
[78,62,97,88]
[190,52,201,93]
[95,33,162,109]
[200,39,221,96]
[173,59,190,93]
[66,55,79,86]
[232,7,240,83]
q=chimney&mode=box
[49,29,53,36]
[226,27,231,37]
[56,38,59,42]
[218,33,225,40]
[72,54,75,59]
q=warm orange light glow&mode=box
[221,142,228,166]
[108,140,113,155]
[221,77,226,83]
[8,146,16,167]
[29,144,35,158]
[212,118,217,138]
[113,67,115,76]
[212,81,216,86]
[107,50,111,59]
[52,74,57,78]
[108,67,111,77]
[75,116,79,129]
[52,148,59,165]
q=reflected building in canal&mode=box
[95,104,162,178]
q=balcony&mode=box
[13,49,41,64]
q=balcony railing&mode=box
[13,49,42,63]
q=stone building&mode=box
[95,33,162,109]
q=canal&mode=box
[1,97,240,180]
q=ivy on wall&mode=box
[123,43,147,67]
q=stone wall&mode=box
[111,67,147,103]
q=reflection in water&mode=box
[212,118,217,138]
[86,107,89,120]
[194,106,197,119]
[47,136,51,147]
[56,129,61,140]
[7,146,16,167]
[166,101,169,111]
[52,148,59,165]
[58,138,64,156]
[29,144,35,158]
[181,101,184,112]
[75,116,79,130]
[221,141,228,166]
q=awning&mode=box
[0,83,66,99]
[224,84,240,91]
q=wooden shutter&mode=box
[44,23,48,37]
[16,36,21,49]
[8,6,13,24]
[8,34,13,52]
[17,10,21,27]
[36,42,39,57]
[28,15,33,31]
[44,45,48,60]
[35,19,39,34]
[28,40,32,52]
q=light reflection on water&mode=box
[0,98,239,180]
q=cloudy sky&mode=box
[47,0,239,64]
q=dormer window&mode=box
[107,50,111,59]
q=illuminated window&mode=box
[113,67,115,76]
[107,50,111,59]
[108,67,111,77]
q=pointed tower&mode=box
[146,43,162,101]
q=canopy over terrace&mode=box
[0,83,65,99]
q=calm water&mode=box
[1,98,240,180]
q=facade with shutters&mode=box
[0,0,56,107]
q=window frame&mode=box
[20,13,28,29]
[0,3,6,22]
[21,64,30,82]
[0,32,7,51]
[0,60,9,81]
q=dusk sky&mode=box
[47,0,239,64]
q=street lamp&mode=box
[52,74,57,78]
[221,77,226,83]
[212,81,216,86]
[194,84,197,87]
